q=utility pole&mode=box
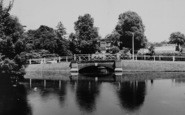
[132,32,135,60]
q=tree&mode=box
[25,24,71,56]
[105,31,121,48]
[0,0,13,38]
[115,11,147,50]
[107,46,120,54]
[0,0,26,77]
[169,32,185,46]
[72,14,99,54]
[56,21,67,38]
[69,33,80,54]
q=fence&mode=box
[28,56,73,64]
[128,55,185,62]
[28,54,185,64]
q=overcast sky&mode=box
[5,0,185,42]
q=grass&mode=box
[122,60,185,72]
[25,62,71,80]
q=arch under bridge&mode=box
[70,54,123,75]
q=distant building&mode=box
[154,44,179,54]
[99,40,111,53]
[137,48,150,55]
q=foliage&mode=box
[107,46,120,54]
[169,32,185,45]
[0,0,26,78]
[70,14,99,54]
[25,24,71,56]
[105,31,121,48]
[20,50,58,59]
[56,21,67,38]
[148,44,155,55]
[0,58,25,76]
[115,11,147,50]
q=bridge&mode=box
[70,54,123,75]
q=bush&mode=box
[0,58,25,79]
[107,46,120,54]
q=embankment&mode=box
[24,60,185,79]
[122,60,185,72]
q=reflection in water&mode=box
[117,81,146,112]
[0,75,32,115]
[151,79,154,85]
[29,79,67,106]
[76,81,100,112]
[175,78,185,84]
[7,72,185,115]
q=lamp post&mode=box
[132,32,135,60]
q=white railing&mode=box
[28,54,185,64]
[75,54,119,61]
[28,56,73,64]
[129,55,185,62]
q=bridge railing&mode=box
[28,54,121,64]
[74,54,120,62]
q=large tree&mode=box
[169,32,185,46]
[71,14,99,54]
[0,0,26,77]
[115,11,147,50]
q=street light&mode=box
[132,32,134,60]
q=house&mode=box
[99,40,111,53]
[154,44,179,54]
[137,48,150,55]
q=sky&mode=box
[4,0,185,42]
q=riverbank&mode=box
[122,60,185,72]
[24,60,185,80]
[25,62,70,80]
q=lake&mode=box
[1,73,185,115]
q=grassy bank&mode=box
[122,60,185,72]
[25,62,70,80]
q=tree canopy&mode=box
[0,0,26,76]
[105,31,120,48]
[115,11,147,50]
[70,14,99,54]
[169,32,185,45]
[25,24,71,56]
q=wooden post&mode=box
[144,55,146,60]
[173,56,175,62]
[44,58,46,64]
[29,59,32,64]
[154,56,155,61]
[88,54,91,61]
[136,55,137,60]
[159,56,161,61]
[74,54,76,61]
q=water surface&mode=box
[1,73,185,115]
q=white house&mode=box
[154,44,179,54]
